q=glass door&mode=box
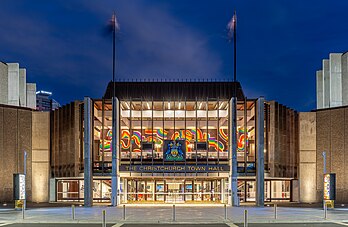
[166,180,184,203]
[202,181,212,201]
[185,180,193,201]
[246,181,256,202]
[194,180,202,201]
[237,180,245,202]
[155,180,165,202]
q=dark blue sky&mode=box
[1,0,348,111]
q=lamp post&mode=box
[322,151,326,209]
[23,151,27,210]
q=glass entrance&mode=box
[125,178,225,204]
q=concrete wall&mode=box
[329,53,342,107]
[0,62,8,105]
[342,52,348,106]
[26,83,36,109]
[51,101,82,177]
[299,112,317,203]
[7,63,20,106]
[316,107,348,203]
[0,105,32,202]
[268,101,299,178]
[31,112,50,202]
[19,69,27,107]
[316,70,324,109]
[323,59,330,108]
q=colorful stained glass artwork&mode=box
[219,129,228,142]
[131,131,141,147]
[145,129,168,139]
[102,128,228,152]
[237,128,249,152]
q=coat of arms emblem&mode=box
[164,140,185,161]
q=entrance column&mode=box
[256,97,265,207]
[229,97,238,206]
[84,97,93,207]
[111,97,120,206]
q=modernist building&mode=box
[49,81,298,205]
[0,62,36,109]
[0,104,50,203]
[316,52,348,109]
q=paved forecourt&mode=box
[0,205,348,225]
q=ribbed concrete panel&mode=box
[323,59,330,108]
[19,68,26,107]
[0,63,8,105]
[316,70,324,109]
[342,52,348,106]
[7,63,19,106]
[329,53,342,107]
[32,112,50,202]
[26,83,36,109]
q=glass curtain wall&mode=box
[113,99,230,166]
[90,98,265,177]
[237,100,257,175]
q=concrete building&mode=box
[0,62,36,109]
[0,104,50,203]
[49,81,298,205]
[317,52,348,109]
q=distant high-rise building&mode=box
[316,52,348,109]
[0,61,36,109]
[36,90,61,111]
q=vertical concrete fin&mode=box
[316,70,324,109]
[256,97,265,207]
[83,97,93,207]
[229,97,238,206]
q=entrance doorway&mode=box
[125,178,225,204]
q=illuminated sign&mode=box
[120,165,230,173]
[323,173,336,200]
[13,174,26,200]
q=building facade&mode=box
[49,81,299,204]
[316,52,348,109]
[0,62,36,109]
[0,104,50,203]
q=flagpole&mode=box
[233,10,236,82]
[111,11,118,207]
[228,10,238,207]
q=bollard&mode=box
[172,204,176,222]
[324,203,327,220]
[22,204,25,219]
[224,204,227,220]
[72,205,75,220]
[102,210,106,227]
[244,209,248,227]
[274,204,277,219]
[123,204,126,220]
